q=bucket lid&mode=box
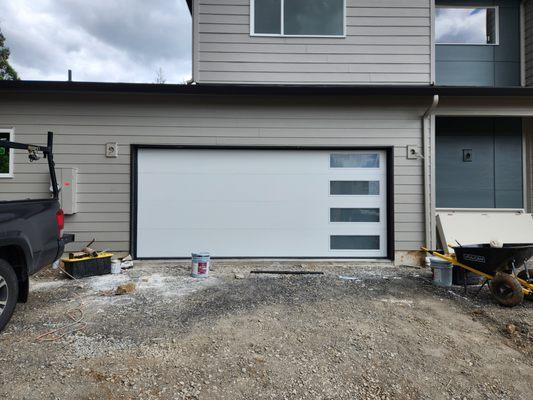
[428,256,452,265]
[192,252,210,257]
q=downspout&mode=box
[422,95,439,248]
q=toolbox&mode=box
[61,252,113,279]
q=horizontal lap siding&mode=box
[196,0,431,84]
[0,94,425,254]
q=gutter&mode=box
[422,95,440,249]
[5,81,533,97]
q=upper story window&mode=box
[252,0,345,37]
[436,6,499,45]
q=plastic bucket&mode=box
[111,259,122,274]
[429,256,453,287]
[191,252,210,278]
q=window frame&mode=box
[435,5,500,46]
[250,0,346,38]
[0,128,14,179]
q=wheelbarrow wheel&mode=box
[490,273,524,307]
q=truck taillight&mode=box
[56,209,64,236]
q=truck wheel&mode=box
[0,259,18,332]
[490,273,524,307]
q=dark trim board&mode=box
[130,145,395,260]
[386,147,395,260]
[3,80,533,98]
[129,145,139,262]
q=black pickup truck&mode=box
[0,133,73,332]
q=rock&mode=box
[116,282,136,295]
[505,324,518,335]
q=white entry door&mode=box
[136,149,388,258]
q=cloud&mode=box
[436,8,491,45]
[0,0,191,83]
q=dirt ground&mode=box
[0,261,532,400]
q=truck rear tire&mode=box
[0,259,18,332]
[490,273,524,307]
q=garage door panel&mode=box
[139,201,328,229]
[136,149,388,258]
[142,150,333,174]
[140,174,328,202]
[138,229,385,258]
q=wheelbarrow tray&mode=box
[453,244,533,275]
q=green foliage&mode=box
[0,151,9,174]
[0,134,10,174]
[0,29,19,81]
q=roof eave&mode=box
[1,81,533,98]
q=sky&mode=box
[0,0,192,83]
[436,8,490,44]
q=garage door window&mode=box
[330,235,380,250]
[330,153,380,168]
[330,208,380,223]
[330,181,379,195]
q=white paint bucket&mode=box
[429,257,453,287]
[111,259,122,274]
[191,252,210,278]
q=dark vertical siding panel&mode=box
[436,0,521,86]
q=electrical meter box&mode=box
[57,167,78,214]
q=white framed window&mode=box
[0,129,14,178]
[251,0,345,37]
[436,6,499,45]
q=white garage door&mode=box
[136,149,388,258]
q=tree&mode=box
[0,29,19,81]
[154,67,166,84]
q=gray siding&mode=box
[0,94,426,256]
[526,0,533,85]
[194,0,432,84]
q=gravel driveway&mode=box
[0,262,532,400]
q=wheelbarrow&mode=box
[422,244,533,307]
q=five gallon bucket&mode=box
[428,256,453,287]
[111,259,122,274]
[192,252,210,278]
